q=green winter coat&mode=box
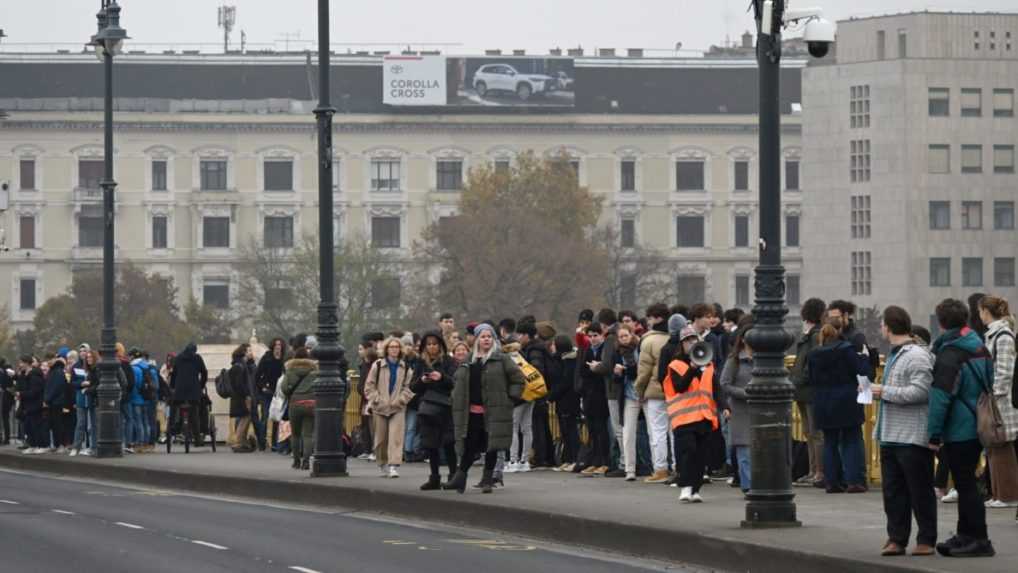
[280,358,318,402]
[928,328,993,445]
[451,348,525,456]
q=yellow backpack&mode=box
[509,352,548,402]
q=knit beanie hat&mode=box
[668,314,688,336]
[536,321,557,340]
[473,323,497,341]
[680,325,698,341]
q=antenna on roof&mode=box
[218,5,236,53]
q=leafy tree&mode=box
[596,226,674,313]
[184,297,234,345]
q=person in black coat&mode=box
[228,344,254,453]
[44,354,70,450]
[254,337,287,451]
[576,323,611,474]
[169,343,208,403]
[409,331,458,490]
[16,356,47,450]
[0,359,14,445]
[519,322,556,469]
[549,334,580,471]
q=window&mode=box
[264,160,294,191]
[151,160,167,191]
[994,201,1015,230]
[620,274,637,310]
[995,257,1016,287]
[202,216,230,248]
[962,258,984,287]
[620,218,636,248]
[928,145,950,174]
[994,145,1015,173]
[152,216,168,249]
[734,215,749,248]
[19,216,35,249]
[199,159,228,191]
[961,145,982,173]
[436,160,463,191]
[78,159,104,190]
[994,88,1014,117]
[676,160,705,191]
[735,276,750,307]
[19,159,36,190]
[928,88,950,117]
[929,201,951,230]
[19,279,36,311]
[676,216,705,248]
[786,274,801,306]
[264,216,294,249]
[733,160,749,191]
[898,29,908,58]
[851,251,872,296]
[785,160,800,191]
[786,214,800,247]
[851,195,872,238]
[961,88,982,117]
[620,160,636,192]
[371,277,401,309]
[371,216,401,248]
[930,257,951,287]
[850,85,871,128]
[78,204,103,248]
[494,160,511,175]
[962,201,982,230]
[203,283,230,309]
[877,30,886,60]
[370,159,401,192]
[569,160,580,177]
[850,140,871,182]
[676,275,706,305]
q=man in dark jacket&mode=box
[549,335,580,471]
[791,297,826,487]
[229,343,254,453]
[44,351,69,451]
[518,322,555,468]
[590,308,626,476]
[16,356,47,452]
[168,342,208,438]
[0,359,14,445]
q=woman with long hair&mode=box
[447,324,526,493]
[612,325,641,481]
[410,331,459,490]
[254,337,287,452]
[363,337,414,478]
[720,318,754,493]
[280,346,318,470]
[979,295,1018,508]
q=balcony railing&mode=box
[72,187,103,202]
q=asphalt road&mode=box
[0,469,692,573]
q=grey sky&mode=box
[1,1,1015,55]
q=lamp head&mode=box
[93,0,129,58]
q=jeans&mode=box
[944,439,988,540]
[132,404,150,445]
[72,407,96,450]
[735,445,752,491]
[510,402,534,463]
[121,402,132,446]
[403,408,420,458]
[621,399,641,474]
[608,399,623,469]
[643,399,670,471]
[880,445,937,547]
[823,425,866,488]
[254,394,274,449]
[146,401,158,445]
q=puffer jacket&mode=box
[635,329,669,400]
[280,358,318,402]
[928,328,994,445]
[451,348,525,456]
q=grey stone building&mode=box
[802,11,1018,332]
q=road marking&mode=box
[0,500,19,505]
[115,522,144,529]
[383,540,417,545]
[191,540,229,551]
[289,567,321,573]
[52,509,75,515]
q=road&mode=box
[0,469,692,573]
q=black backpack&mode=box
[140,367,158,402]
[214,368,232,399]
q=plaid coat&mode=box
[986,319,1018,441]
[876,342,934,447]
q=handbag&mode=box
[418,399,448,419]
[509,352,548,402]
[956,362,1008,448]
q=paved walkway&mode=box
[1,447,1015,573]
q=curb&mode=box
[1,453,933,573]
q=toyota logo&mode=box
[390,65,404,74]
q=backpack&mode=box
[954,357,1008,448]
[990,330,1018,410]
[140,368,158,401]
[509,352,547,402]
[214,368,232,399]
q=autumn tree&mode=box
[596,226,675,312]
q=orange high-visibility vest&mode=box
[662,359,718,431]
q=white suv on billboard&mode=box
[472,64,552,101]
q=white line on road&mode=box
[0,500,19,505]
[289,567,322,573]
[191,540,229,551]
[51,509,75,515]
[114,522,144,529]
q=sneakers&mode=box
[625,472,637,482]
[505,461,520,473]
[357,453,372,460]
[984,499,1018,508]
[937,535,995,558]
[691,492,704,503]
[793,475,815,487]
[679,486,693,502]
[604,469,627,478]
[941,489,959,503]
[388,465,400,479]
[592,466,609,476]
[580,465,599,476]
[80,449,93,457]
[378,465,388,477]
[517,462,531,473]
[643,469,670,484]
[68,449,79,457]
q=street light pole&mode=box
[742,0,799,528]
[311,0,348,477]
[92,0,127,459]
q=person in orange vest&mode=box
[664,325,730,503]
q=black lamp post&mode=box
[90,0,127,459]
[742,0,800,527]
[310,0,348,477]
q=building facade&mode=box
[0,52,804,331]
[803,11,1018,332]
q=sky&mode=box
[1,0,1015,56]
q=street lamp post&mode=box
[742,0,800,527]
[311,0,348,477]
[91,0,127,459]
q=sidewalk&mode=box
[1,447,1014,573]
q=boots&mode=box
[445,470,468,494]
[441,473,456,490]
[420,475,442,491]
[480,469,494,494]
[291,458,301,470]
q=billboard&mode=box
[447,57,575,108]
[383,55,447,106]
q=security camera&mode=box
[783,6,835,58]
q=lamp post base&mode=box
[95,443,123,459]
[311,455,348,478]
[742,499,801,528]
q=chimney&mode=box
[598,48,616,57]
[485,49,502,56]
[627,48,644,57]
[567,47,584,56]
[742,30,754,49]
[549,47,563,56]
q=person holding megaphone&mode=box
[663,325,730,503]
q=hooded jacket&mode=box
[548,350,580,415]
[169,343,208,402]
[409,332,456,409]
[44,358,68,409]
[928,328,994,445]
[280,358,318,403]
[790,324,821,403]
[129,357,149,406]
[18,367,46,415]
[70,360,92,409]
[451,348,525,456]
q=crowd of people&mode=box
[2,293,1016,560]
